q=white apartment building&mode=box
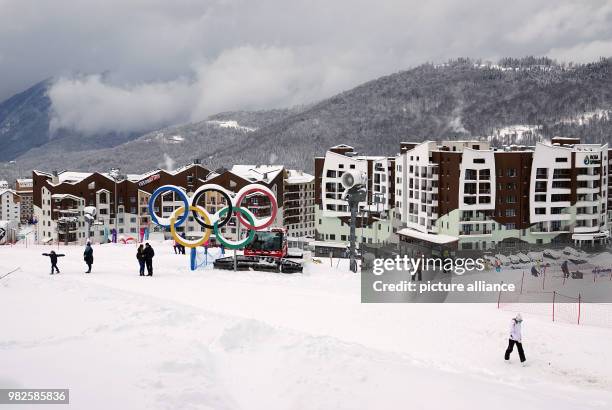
[315,145,395,251]
[284,170,316,239]
[0,189,21,225]
[394,138,610,252]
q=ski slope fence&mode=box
[498,267,612,328]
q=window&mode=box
[552,180,571,189]
[505,209,516,217]
[535,194,546,202]
[507,169,517,177]
[464,183,476,194]
[536,168,548,179]
[535,208,546,215]
[551,194,570,202]
[473,158,485,164]
[535,181,547,192]
[465,169,477,180]
[555,157,568,163]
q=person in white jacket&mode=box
[504,313,526,363]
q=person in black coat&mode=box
[143,243,155,276]
[136,244,146,276]
[83,242,94,273]
[42,251,65,274]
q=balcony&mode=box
[573,226,600,234]
[459,229,492,236]
[577,187,599,194]
[577,174,600,181]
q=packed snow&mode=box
[1,242,611,409]
[207,120,256,132]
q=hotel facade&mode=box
[394,138,609,252]
[32,163,314,245]
[314,145,396,255]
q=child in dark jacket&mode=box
[42,251,65,274]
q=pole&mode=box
[578,293,581,325]
[552,291,556,322]
[520,270,524,294]
[349,200,357,273]
[234,216,240,272]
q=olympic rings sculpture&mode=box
[147,183,278,249]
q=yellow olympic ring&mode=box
[170,206,211,248]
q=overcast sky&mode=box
[2,0,612,134]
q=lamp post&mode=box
[109,168,124,236]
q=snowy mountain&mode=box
[2,57,612,179]
[0,79,53,161]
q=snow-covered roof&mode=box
[0,188,17,197]
[312,241,351,249]
[230,165,284,183]
[397,228,458,244]
[58,171,94,183]
[51,193,82,201]
[286,169,314,184]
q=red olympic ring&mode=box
[234,187,278,230]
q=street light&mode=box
[109,168,124,230]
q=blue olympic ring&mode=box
[147,185,190,228]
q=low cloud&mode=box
[49,45,367,134]
[49,75,197,134]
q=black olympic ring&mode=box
[191,187,234,230]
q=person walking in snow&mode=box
[143,242,155,276]
[136,244,146,276]
[504,313,526,364]
[83,241,94,273]
[42,250,65,274]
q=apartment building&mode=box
[33,163,311,245]
[284,169,316,239]
[15,178,34,223]
[395,138,609,253]
[0,188,21,225]
[314,145,395,251]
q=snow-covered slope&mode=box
[1,243,611,409]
